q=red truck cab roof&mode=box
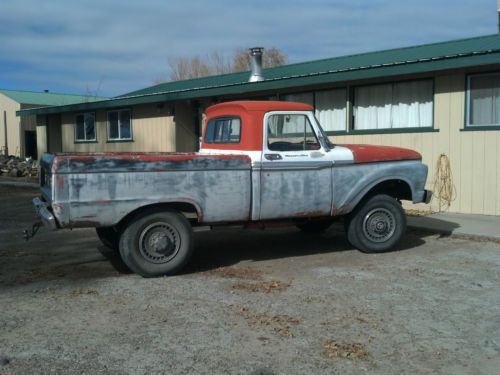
[202,101,314,151]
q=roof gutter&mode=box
[17,48,500,117]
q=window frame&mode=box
[281,91,315,106]
[464,72,500,131]
[264,111,322,153]
[74,112,97,143]
[204,116,242,144]
[350,78,437,135]
[107,108,133,142]
[281,88,349,135]
[313,87,348,135]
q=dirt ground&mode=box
[0,185,499,374]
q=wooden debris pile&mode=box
[0,155,38,178]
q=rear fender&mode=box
[64,198,203,229]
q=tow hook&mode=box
[23,221,42,241]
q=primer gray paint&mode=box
[41,152,428,229]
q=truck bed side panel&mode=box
[49,154,252,227]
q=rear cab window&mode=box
[205,117,241,144]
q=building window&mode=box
[315,89,347,132]
[353,80,433,130]
[75,112,96,142]
[283,89,348,132]
[107,109,132,141]
[267,114,320,151]
[205,117,241,143]
[282,92,314,106]
[466,73,500,127]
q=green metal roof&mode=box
[17,33,500,116]
[0,89,107,106]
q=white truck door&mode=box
[259,111,333,220]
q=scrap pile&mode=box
[0,155,38,178]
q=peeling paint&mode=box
[291,210,328,218]
[52,153,251,174]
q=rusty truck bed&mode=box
[40,152,253,228]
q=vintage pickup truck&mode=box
[31,101,431,277]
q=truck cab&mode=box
[200,101,429,221]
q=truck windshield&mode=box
[314,115,335,149]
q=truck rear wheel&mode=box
[119,209,194,277]
[96,227,119,251]
[345,194,406,253]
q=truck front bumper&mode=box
[33,197,58,230]
[413,189,433,204]
[423,189,433,204]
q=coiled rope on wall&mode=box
[432,153,456,212]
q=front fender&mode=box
[331,160,428,214]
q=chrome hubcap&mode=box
[362,208,396,243]
[139,222,180,264]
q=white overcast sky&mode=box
[0,0,496,97]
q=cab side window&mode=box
[267,114,320,151]
[205,117,241,143]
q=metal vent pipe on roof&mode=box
[249,47,264,82]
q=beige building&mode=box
[19,34,500,215]
[0,89,106,159]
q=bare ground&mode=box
[0,186,499,374]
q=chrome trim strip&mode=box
[259,161,333,171]
[332,159,353,165]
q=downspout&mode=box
[498,0,500,33]
[3,110,7,156]
[45,114,50,153]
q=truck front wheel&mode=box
[119,209,194,277]
[345,194,406,253]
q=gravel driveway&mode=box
[0,186,499,374]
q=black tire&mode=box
[96,227,120,251]
[296,219,333,233]
[345,194,406,253]
[119,209,193,277]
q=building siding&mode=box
[334,72,500,215]
[0,94,21,156]
[36,125,47,158]
[60,103,177,153]
[174,102,197,152]
[29,69,500,216]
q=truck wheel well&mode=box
[365,179,412,202]
[117,202,200,231]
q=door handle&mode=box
[264,153,282,161]
[310,151,325,158]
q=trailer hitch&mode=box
[23,221,42,241]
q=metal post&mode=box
[498,0,500,33]
[3,110,8,156]
[45,115,50,153]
